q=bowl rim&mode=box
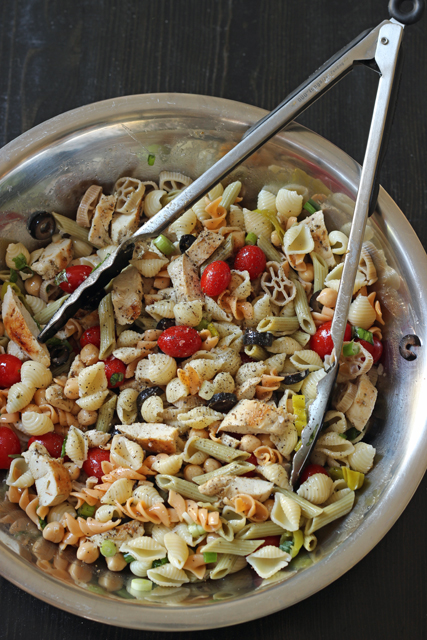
[1,92,427,631]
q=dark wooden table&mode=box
[1,1,426,638]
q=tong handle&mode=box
[389,0,424,24]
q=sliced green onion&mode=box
[342,340,360,357]
[352,326,374,345]
[206,322,219,337]
[303,198,321,214]
[130,578,152,592]
[9,269,18,283]
[60,436,67,458]
[338,433,348,439]
[151,557,168,568]
[153,234,175,256]
[147,154,155,166]
[203,551,218,563]
[196,318,210,331]
[100,540,117,557]
[245,232,257,245]
[87,584,107,595]
[38,517,47,530]
[123,553,134,564]
[279,540,293,554]
[77,503,97,519]
[327,467,344,481]
[345,427,360,441]
[188,523,205,537]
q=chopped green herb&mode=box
[61,436,68,458]
[346,427,360,441]
[279,540,293,554]
[151,557,168,568]
[352,326,374,345]
[9,269,18,283]
[12,253,29,271]
[110,372,124,387]
[38,517,47,530]
[203,552,218,563]
[123,553,134,564]
[77,503,97,519]
[245,232,257,245]
[147,154,155,166]
[342,340,360,357]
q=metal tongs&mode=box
[38,0,424,487]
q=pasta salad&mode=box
[0,171,387,593]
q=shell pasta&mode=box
[0,168,387,594]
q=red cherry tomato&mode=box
[80,326,101,349]
[28,433,64,458]
[310,320,352,359]
[234,246,266,280]
[0,354,22,389]
[358,336,383,364]
[82,447,110,479]
[299,464,330,485]
[157,326,202,358]
[240,452,257,477]
[239,351,254,364]
[258,536,281,549]
[58,265,93,293]
[103,355,127,388]
[0,427,21,469]
[201,260,231,297]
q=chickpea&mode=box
[271,230,282,246]
[63,461,80,480]
[53,552,69,572]
[183,464,204,482]
[317,287,338,308]
[98,570,124,591]
[24,274,43,296]
[64,377,80,400]
[78,409,98,427]
[203,457,222,473]
[299,263,314,283]
[68,561,93,583]
[32,536,57,561]
[76,541,99,564]
[258,434,274,448]
[80,344,100,366]
[189,428,208,439]
[0,320,4,337]
[43,521,65,544]
[105,553,127,572]
[33,388,47,406]
[144,455,156,469]
[239,435,261,453]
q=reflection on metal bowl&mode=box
[0,93,426,630]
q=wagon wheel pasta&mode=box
[0,169,387,591]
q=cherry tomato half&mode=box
[200,260,231,297]
[358,336,383,364]
[310,320,352,360]
[234,245,266,280]
[299,464,330,485]
[103,355,127,388]
[80,326,101,349]
[28,433,64,458]
[82,447,110,480]
[240,452,257,477]
[157,326,202,359]
[0,427,21,469]
[0,354,22,389]
[58,265,93,293]
[258,536,281,549]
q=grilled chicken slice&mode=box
[111,266,143,325]
[167,254,204,303]
[90,521,145,549]
[185,228,224,267]
[23,442,71,507]
[88,194,116,248]
[2,287,50,367]
[218,399,292,436]
[199,475,273,501]
[303,210,336,268]
[345,373,378,431]
[31,238,73,280]
[110,209,141,245]
[7,340,30,362]
[117,423,179,455]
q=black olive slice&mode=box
[281,369,310,385]
[156,318,176,331]
[309,291,323,313]
[27,212,56,241]
[179,234,196,253]
[49,345,70,367]
[399,334,421,361]
[207,392,238,413]
[243,329,274,347]
[136,386,164,414]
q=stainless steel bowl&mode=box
[0,93,426,630]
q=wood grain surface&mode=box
[1,1,426,638]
